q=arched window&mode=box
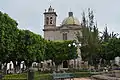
[63,33,67,40]
[63,61,68,68]
[50,17,53,24]
[46,17,49,25]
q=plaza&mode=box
[0,1,120,80]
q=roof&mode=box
[62,12,80,26]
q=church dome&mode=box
[62,12,80,26]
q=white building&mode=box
[43,6,82,41]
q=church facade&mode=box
[43,6,82,41]
[42,6,88,69]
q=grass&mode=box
[2,71,92,80]
[2,73,27,80]
[34,72,52,80]
[74,72,92,78]
[2,72,52,80]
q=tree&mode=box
[99,26,119,66]
[101,27,110,42]
[45,40,77,71]
[101,26,119,42]
[0,11,46,73]
[0,11,18,73]
[99,30,119,66]
[76,8,100,66]
[16,30,45,70]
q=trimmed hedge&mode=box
[2,71,91,80]
[2,78,27,80]
[2,73,27,80]
[2,72,52,80]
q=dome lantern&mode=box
[69,12,73,17]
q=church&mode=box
[43,6,82,41]
[42,6,87,69]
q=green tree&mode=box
[0,11,18,73]
[100,30,119,66]
[16,30,45,69]
[45,40,77,71]
[76,9,100,66]
[101,27,110,42]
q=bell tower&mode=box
[44,6,57,28]
[43,6,57,40]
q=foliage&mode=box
[45,40,77,68]
[1,8,120,72]
[16,30,45,68]
[98,27,119,66]
[0,11,18,63]
[101,27,110,42]
[3,73,27,80]
[76,9,120,67]
[76,9,100,66]
[3,71,92,80]
[0,11,45,71]
[100,38,120,65]
[101,27,119,42]
[3,72,52,80]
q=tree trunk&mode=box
[51,60,54,71]
[3,63,7,74]
[56,65,59,72]
[13,61,17,73]
[17,61,21,73]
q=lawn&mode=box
[2,71,92,80]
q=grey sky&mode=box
[0,0,120,37]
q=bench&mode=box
[52,73,74,80]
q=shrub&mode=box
[2,73,27,80]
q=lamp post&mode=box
[68,42,82,69]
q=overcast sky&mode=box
[0,0,120,37]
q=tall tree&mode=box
[99,27,119,66]
[16,30,45,69]
[0,11,18,73]
[76,9,100,66]
[101,27,110,42]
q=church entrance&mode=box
[63,61,68,68]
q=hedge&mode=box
[2,71,91,80]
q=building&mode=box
[42,6,86,70]
[43,6,82,41]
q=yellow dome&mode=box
[62,12,80,26]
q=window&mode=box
[46,17,49,25]
[50,17,52,19]
[63,33,67,40]
[50,17,53,24]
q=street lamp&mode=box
[68,42,82,69]
[68,43,75,69]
